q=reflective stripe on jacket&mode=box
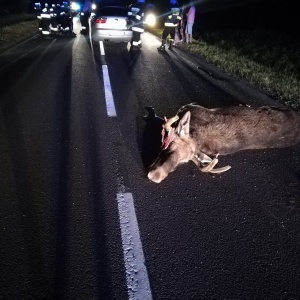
[164,14,181,27]
[132,26,144,33]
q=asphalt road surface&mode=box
[0,19,300,299]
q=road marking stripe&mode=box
[99,41,116,117]
[99,40,107,64]
[100,40,105,56]
[117,192,152,300]
[98,40,152,297]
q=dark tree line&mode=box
[0,0,31,14]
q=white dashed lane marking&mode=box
[99,41,117,117]
[98,41,152,299]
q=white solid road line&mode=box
[99,40,152,299]
[117,192,153,300]
[102,64,117,117]
[99,41,117,117]
[99,40,105,56]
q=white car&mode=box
[90,6,132,43]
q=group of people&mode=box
[36,0,146,45]
[128,0,196,51]
[37,0,92,36]
[37,0,196,52]
[158,0,196,51]
[37,2,76,36]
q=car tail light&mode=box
[96,18,107,24]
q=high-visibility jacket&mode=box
[164,8,181,27]
[40,7,51,34]
[128,3,145,33]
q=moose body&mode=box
[147,104,300,183]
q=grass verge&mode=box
[0,19,38,53]
[150,27,300,111]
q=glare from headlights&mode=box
[145,13,156,27]
[71,2,80,11]
[92,4,96,10]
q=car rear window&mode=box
[96,6,128,17]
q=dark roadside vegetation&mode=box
[0,0,299,110]
[0,0,38,52]
[191,0,300,110]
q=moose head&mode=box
[147,104,300,183]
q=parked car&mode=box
[90,5,132,43]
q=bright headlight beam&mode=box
[145,13,156,27]
[71,2,80,11]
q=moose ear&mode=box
[176,111,191,137]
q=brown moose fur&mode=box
[147,104,300,183]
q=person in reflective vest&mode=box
[49,4,60,34]
[40,3,51,35]
[157,0,181,51]
[80,0,92,34]
[59,2,76,36]
[128,0,145,50]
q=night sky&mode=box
[195,0,299,34]
[1,0,299,35]
[153,0,298,35]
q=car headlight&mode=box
[92,4,96,10]
[71,2,80,11]
[144,13,156,27]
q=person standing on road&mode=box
[60,2,76,36]
[80,0,92,34]
[128,0,146,50]
[39,3,51,35]
[157,0,181,51]
[177,5,187,43]
[185,1,195,44]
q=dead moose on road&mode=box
[147,104,300,183]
